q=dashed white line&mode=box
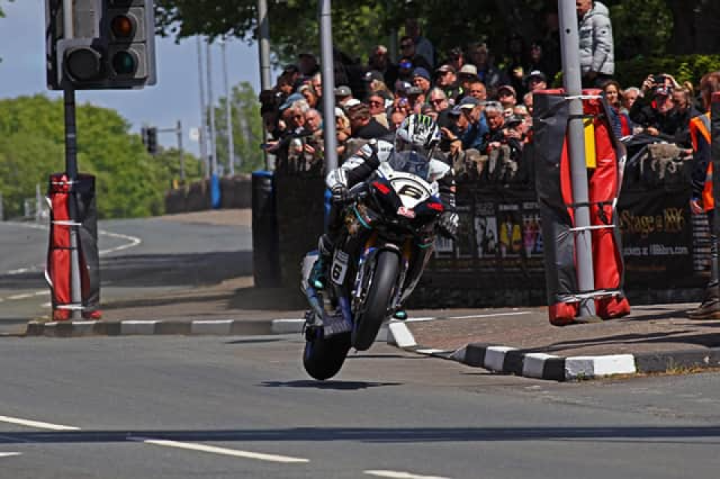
[365,470,451,479]
[128,437,309,463]
[0,452,21,458]
[0,415,80,431]
[446,311,531,320]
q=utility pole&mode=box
[319,0,338,172]
[221,39,235,176]
[257,0,272,170]
[61,0,82,320]
[196,36,209,178]
[558,0,597,318]
[177,120,184,182]
[207,39,218,176]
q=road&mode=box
[0,335,719,478]
[1,215,720,478]
[0,216,252,331]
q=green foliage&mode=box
[0,95,197,219]
[213,81,264,173]
[615,54,720,89]
[607,0,672,59]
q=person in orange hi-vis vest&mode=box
[688,72,720,319]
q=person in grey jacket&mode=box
[577,0,614,87]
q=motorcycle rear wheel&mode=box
[303,329,352,380]
[352,251,399,351]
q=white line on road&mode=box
[0,415,80,431]
[446,311,531,320]
[365,470,451,479]
[6,294,35,300]
[0,452,21,458]
[128,437,309,463]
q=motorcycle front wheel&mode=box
[352,250,399,351]
[303,328,352,380]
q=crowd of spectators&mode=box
[258,9,706,187]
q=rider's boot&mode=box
[309,234,334,290]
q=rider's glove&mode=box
[330,184,350,204]
[438,211,459,239]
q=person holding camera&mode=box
[629,74,684,142]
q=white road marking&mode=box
[128,437,309,463]
[365,470,451,479]
[97,229,142,255]
[446,311,531,320]
[6,268,29,275]
[0,452,21,458]
[0,415,80,431]
[6,294,35,300]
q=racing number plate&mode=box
[331,250,350,285]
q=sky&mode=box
[0,0,266,156]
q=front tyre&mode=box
[352,251,399,351]
[303,329,351,380]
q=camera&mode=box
[653,74,665,85]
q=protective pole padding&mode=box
[711,93,720,240]
[533,89,630,325]
[46,173,101,321]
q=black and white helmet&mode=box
[394,113,441,159]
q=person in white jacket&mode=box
[577,0,615,87]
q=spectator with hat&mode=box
[446,46,466,73]
[497,85,518,111]
[457,65,479,99]
[412,67,433,97]
[630,74,684,141]
[435,64,462,103]
[334,85,354,108]
[456,96,488,151]
[526,70,548,92]
[346,102,390,140]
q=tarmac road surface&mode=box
[0,334,719,478]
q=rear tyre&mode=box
[352,251,399,351]
[303,329,352,380]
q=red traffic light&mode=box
[111,15,134,38]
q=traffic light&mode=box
[46,0,157,90]
[142,126,158,155]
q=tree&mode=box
[0,95,197,219]
[213,81,264,174]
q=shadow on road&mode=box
[260,380,401,390]
[0,426,719,445]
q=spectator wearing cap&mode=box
[368,44,399,87]
[334,85,354,107]
[456,96,488,151]
[446,47,466,73]
[457,65,479,99]
[367,93,390,129]
[526,70,547,92]
[364,70,386,98]
[577,0,615,88]
[630,74,684,141]
[398,35,432,72]
[346,102,390,140]
[497,85,517,110]
[435,64,462,104]
[405,18,435,68]
[412,67,432,97]
[406,86,426,115]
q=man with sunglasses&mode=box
[399,35,432,72]
[435,64,462,104]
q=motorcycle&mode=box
[300,151,448,380]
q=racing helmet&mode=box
[394,113,441,160]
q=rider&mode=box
[310,113,459,318]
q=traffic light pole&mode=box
[63,85,83,320]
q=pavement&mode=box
[18,209,720,382]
